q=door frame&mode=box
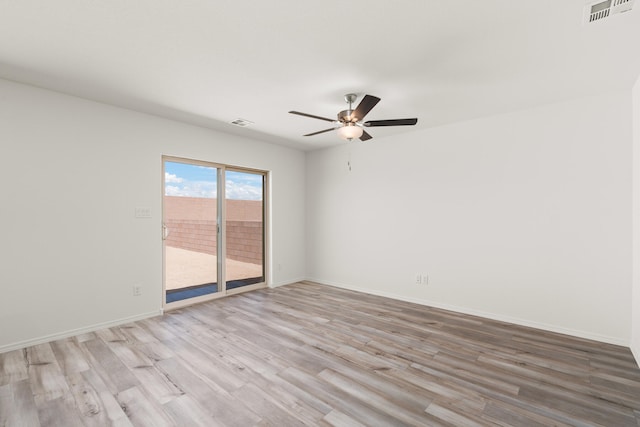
[161,155,269,310]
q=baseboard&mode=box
[632,342,640,368]
[306,277,629,348]
[269,277,306,289]
[0,310,163,354]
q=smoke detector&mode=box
[584,0,635,23]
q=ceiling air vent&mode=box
[229,118,254,127]
[584,0,635,23]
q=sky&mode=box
[164,161,263,200]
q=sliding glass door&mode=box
[163,160,219,303]
[225,169,265,291]
[162,157,266,307]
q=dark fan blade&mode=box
[364,118,418,127]
[359,130,373,141]
[289,111,335,122]
[351,95,381,121]
[304,127,335,137]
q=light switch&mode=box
[135,207,151,218]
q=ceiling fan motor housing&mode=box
[338,109,356,123]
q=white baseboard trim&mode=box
[632,342,640,368]
[269,277,306,289]
[306,277,629,348]
[0,310,163,354]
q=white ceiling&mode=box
[1,0,639,151]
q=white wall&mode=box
[307,91,633,345]
[0,78,306,352]
[632,77,640,362]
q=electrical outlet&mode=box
[133,284,142,296]
[423,274,429,285]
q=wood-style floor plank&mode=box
[1,380,41,427]
[26,344,70,406]
[0,350,29,386]
[1,281,639,426]
[65,370,132,427]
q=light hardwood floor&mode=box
[1,281,639,426]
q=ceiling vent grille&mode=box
[584,0,635,23]
[229,118,254,127]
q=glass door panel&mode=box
[163,160,219,303]
[225,170,265,290]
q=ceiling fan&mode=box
[289,93,418,142]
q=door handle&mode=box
[162,223,170,240]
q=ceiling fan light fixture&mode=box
[290,93,417,142]
[336,123,363,141]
